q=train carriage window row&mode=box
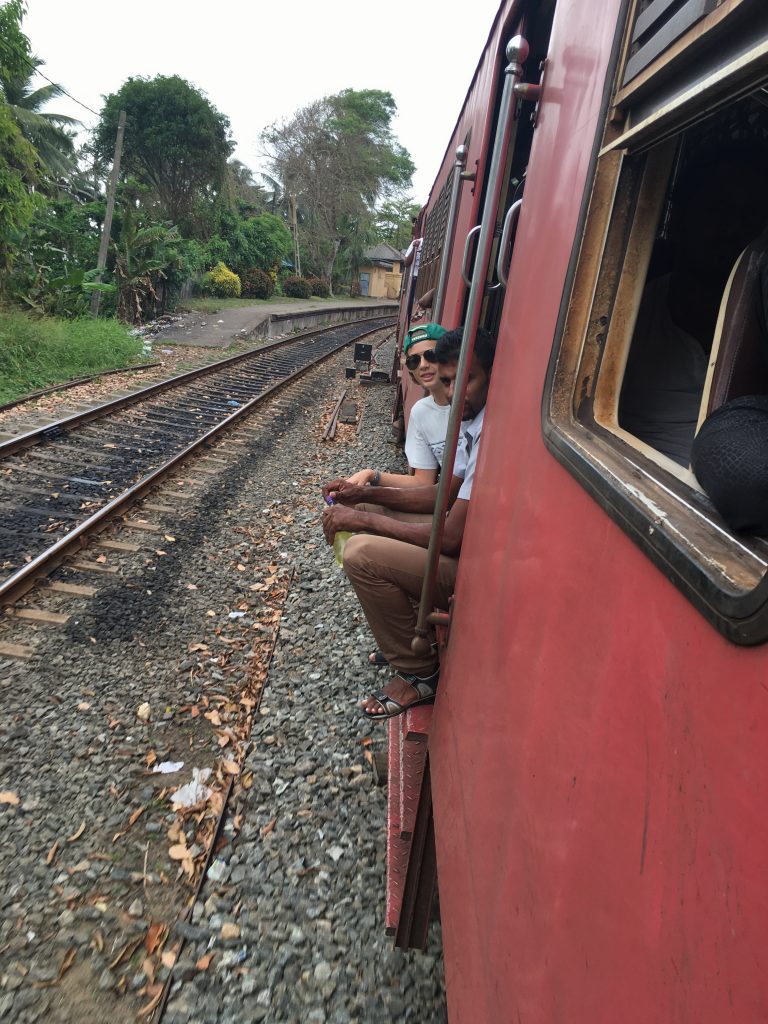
[543,0,768,643]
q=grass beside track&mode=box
[0,311,144,404]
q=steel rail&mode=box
[0,320,391,607]
[411,35,529,655]
[0,362,162,415]
[0,315,392,459]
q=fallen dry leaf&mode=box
[261,817,276,837]
[95,554,107,564]
[168,844,189,861]
[221,760,240,776]
[129,805,146,827]
[66,821,86,844]
[58,947,77,979]
[0,791,20,806]
[164,535,176,543]
[109,936,144,969]
[145,922,167,955]
[141,957,155,985]
[137,983,164,1017]
[160,950,176,969]
[196,951,215,971]
[188,642,208,652]
[185,583,197,590]
[204,710,222,727]
[46,839,60,865]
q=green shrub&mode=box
[306,276,330,298]
[0,311,142,404]
[283,275,312,299]
[241,267,275,299]
[202,261,241,297]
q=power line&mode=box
[13,50,101,119]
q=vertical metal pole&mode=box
[412,36,529,655]
[289,193,301,277]
[90,109,126,318]
[433,144,468,324]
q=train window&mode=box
[543,7,768,644]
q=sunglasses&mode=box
[405,349,438,371]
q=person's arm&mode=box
[346,467,437,488]
[415,287,435,310]
[323,475,462,512]
[323,491,469,555]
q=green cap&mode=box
[403,322,447,354]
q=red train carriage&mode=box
[388,0,768,1020]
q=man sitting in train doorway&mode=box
[321,327,496,720]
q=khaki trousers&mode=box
[342,533,457,676]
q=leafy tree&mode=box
[94,75,233,233]
[374,195,420,251]
[0,100,39,277]
[2,56,79,180]
[224,159,268,216]
[206,210,291,276]
[112,208,187,323]
[0,0,31,86]
[7,192,101,314]
[263,88,414,292]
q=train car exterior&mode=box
[394,0,768,1020]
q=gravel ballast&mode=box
[0,336,447,1023]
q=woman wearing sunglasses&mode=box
[347,322,450,490]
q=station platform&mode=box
[161,298,398,348]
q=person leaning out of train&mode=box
[321,327,496,721]
[346,322,450,491]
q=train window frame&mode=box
[542,13,768,645]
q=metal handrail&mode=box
[411,34,530,656]
[460,225,482,288]
[496,198,523,289]
[434,144,469,323]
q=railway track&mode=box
[0,316,393,606]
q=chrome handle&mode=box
[461,224,481,288]
[412,33,530,657]
[496,198,522,289]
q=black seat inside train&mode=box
[706,235,768,415]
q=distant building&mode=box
[358,243,404,299]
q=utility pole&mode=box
[90,109,126,318]
[289,193,301,277]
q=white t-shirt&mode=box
[405,396,450,470]
[453,407,484,501]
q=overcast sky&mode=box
[22,0,503,204]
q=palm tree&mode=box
[1,57,80,180]
[260,172,306,275]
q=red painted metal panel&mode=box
[427,0,768,1020]
[400,708,431,840]
[385,712,405,934]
